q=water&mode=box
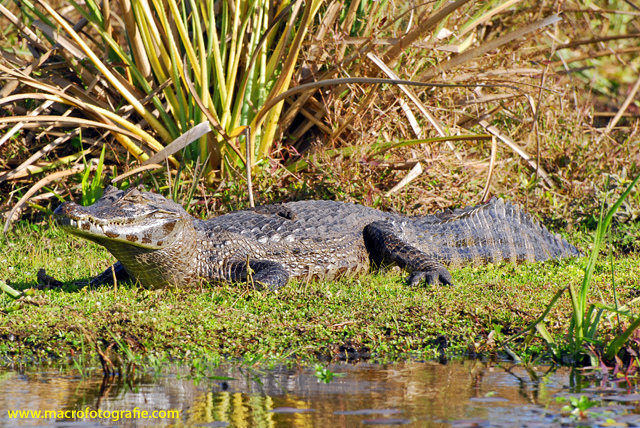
[1,360,639,427]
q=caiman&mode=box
[53,186,581,290]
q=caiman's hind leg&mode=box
[227,260,290,291]
[363,221,453,286]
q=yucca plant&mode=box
[1,0,326,177]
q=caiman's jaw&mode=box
[54,185,191,250]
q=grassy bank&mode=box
[2,221,640,366]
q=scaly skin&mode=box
[53,186,581,290]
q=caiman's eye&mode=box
[124,196,141,203]
[122,191,144,203]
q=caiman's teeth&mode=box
[67,217,137,228]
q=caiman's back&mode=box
[201,197,579,284]
[208,199,396,235]
[197,200,399,282]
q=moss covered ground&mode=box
[2,220,640,367]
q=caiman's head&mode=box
[54,185,192,250]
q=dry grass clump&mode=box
[0,0,639,228]
[282,1,640,223]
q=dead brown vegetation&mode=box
[0,0,639,227]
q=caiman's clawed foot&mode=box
[229,260,290,292]
[36,268,63,289]
[364,221,454,287]
[406,266,453,286]
[250,262,289,291]
[251,262,290,292]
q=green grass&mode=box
[1,221,640,366]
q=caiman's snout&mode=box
[53,187,192,251]
[53,201,92,232]
[54,201,87,223]
[53,199,132,243]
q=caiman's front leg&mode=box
[78,262,131,287]
[363,221,453,286]
[226,259,290,291]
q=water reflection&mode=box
[0,360,637,427]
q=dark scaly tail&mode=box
[411,197,581,266]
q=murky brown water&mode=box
[1,360,640,427]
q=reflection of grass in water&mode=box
[8,358,640,426]
[186,392,280,427]
[315,364,345,384]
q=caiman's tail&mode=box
[412,197,581,266]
